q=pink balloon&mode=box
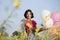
[51,12,60,26]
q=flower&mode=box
[35,28,40,33]
[26,23,32,28]
[0,33,1,35]
[56,32,59,36]
[16,38,18,40]
[49,26,57,36]
[17,27,20,32]
[14,0,19,8]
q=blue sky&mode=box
[0,0,60,36]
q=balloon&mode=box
[41,10,51,21]
[45,18,53,28]
[51,12,60,26]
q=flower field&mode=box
[0,26,60,40]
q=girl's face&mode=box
[27,12,32,19]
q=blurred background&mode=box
[0,0,60,36]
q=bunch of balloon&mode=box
[50,11,60,37]
[41,10,53,29]
[40,10,55,37]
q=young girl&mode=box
[24,9,47,40]
[24,9,36,36]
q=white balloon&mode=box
[41,10,51,21]
[45,18,53,28]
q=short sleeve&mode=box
[32,20,37,28]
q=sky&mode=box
[0,0,60,36]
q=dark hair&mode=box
[24,9,34,18]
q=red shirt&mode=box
[25,20,37,35]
